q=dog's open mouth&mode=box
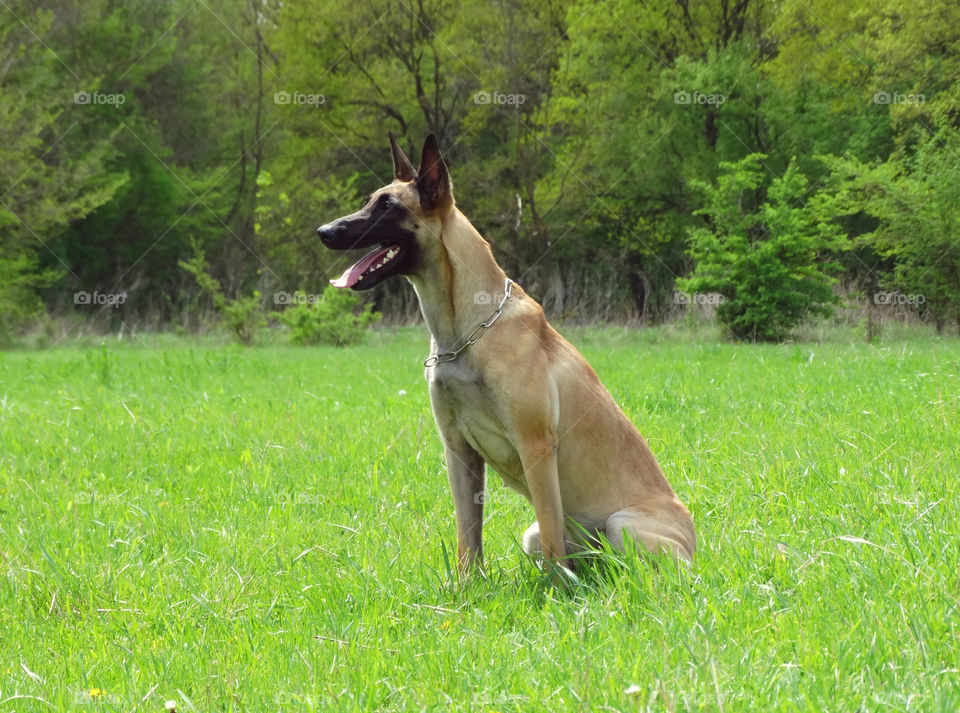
[330,243,403,289]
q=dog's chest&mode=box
[427,362,526,490]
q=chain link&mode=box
[424,278,514,368]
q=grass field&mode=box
[1,326,958,712]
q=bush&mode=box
[0,251,56,346]
[821,127,960,333]
[178,241,265,344]
[273,287,380,346]
[220,291,266,345]
[679,154,845,341]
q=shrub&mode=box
[178,241,265,344]
[821,127,960,333]
[273,286,380,346]
[679,154,845,341]
[220,291,266,345]
[0,251,55,346]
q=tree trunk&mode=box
[628,270,649,325]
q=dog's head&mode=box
[317,133,453,290]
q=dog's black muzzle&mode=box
[317,215,371,251]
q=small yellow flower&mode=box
[441,620,451,631]
[89,688,104,698]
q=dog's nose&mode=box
[318,221,348,242]
[317,222,340,244]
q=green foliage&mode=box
[273,287,381,346]
[2,0,960,331]
[821,127,960,331]
[255,170,361,289]
[680,154,846,341]
[178,241,224,307]
[0,252,58,345]
[220,292,267,346]
[0,1,127,330]
[179,242,265,344]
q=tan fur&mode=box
[370,138,695,573]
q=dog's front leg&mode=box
[430,384,486,574]
[509,374,568,573]
[441,436,486,574]
[519,439,567,570]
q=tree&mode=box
[538,0,777,321]
[680,154,845,340]
[0,2,125,339]
[822,127,960,332]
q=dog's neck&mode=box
[407,207,508,351]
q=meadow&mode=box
[0,326,957,712]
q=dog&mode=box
[317,134,696,574]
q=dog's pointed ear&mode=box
[416,133,452,209]
[389,132,417,182]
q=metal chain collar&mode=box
[424,278,514,368]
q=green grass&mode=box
[1,326,958,712]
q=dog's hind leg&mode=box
[604,503,696,563]
[521,521,599,561]
[521,522,543,557]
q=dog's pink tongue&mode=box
[330,247,391,289]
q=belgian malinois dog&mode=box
[317,134,696,574]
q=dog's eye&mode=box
[376,194,397,210]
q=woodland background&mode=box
[2,0,960,341]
